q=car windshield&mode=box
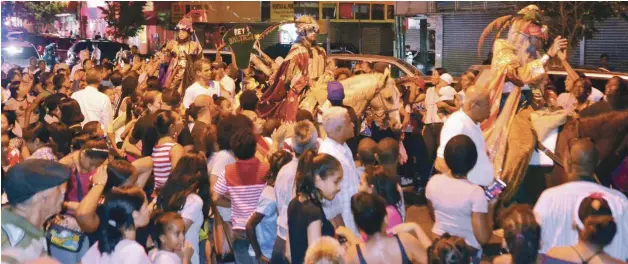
[2,46,39,59]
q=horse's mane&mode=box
[577,110,628,139]
[340,73,385,103]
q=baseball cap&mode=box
[440,73,454,85]
[327,81,345,102]
[4,159,71,205]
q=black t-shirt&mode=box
[178,124,194,147]
[130,110,163,157]
[288,197,335,264]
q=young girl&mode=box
[154,152,211,264]
[288,150,343,264]
[81,186,151,264]
[150,212,194,264]
[359,166,403,234]
[247,150,293,263]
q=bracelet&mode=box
[90,182,106,189]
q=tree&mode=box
[518,2,628,49]
[99,1,147,40]
[23,1,67,32]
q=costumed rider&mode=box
[162,16,203,94]
[258,15,327,121]
[477,4,568,126]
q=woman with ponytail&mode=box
[544,194,624,264]
[81,185,151,264]
[150,110,184,192]
[48,122,72,159]
[287,150,343,264]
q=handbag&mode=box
[45,167,87,252]
[211,203,235,263]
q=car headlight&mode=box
[4,46,23,55]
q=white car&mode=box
[1,41,40,73]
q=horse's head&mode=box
[368,68,402,130]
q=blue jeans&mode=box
[233,232,257,264]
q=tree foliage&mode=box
[23,1,67,32]
[99,1,147,40]
[518,2,628,47]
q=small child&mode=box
[436,73,457,120]
[356,137,378,177]
[359,166,403,235]
[246,150,293,263]
[83,121,104,138]
[150,212,194,264]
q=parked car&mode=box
[327,53,425,79]
[468,64,628,95]
[1,41,40,71]
[66,39,130,66]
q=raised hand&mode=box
[547,36,568,57]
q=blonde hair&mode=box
[304,236,344,264]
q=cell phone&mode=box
[484,179,506,200]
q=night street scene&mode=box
[1,1,627,264]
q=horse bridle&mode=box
[370,76,400,125]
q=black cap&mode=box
[4,159,71,205]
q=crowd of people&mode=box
[1,14,628,264]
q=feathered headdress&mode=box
[478,5,548,57]
[295,15,319,35]
[176,16,194,32]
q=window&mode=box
[372,4,385,20]
[355,4,370,20]
[339,3,353,19]
[387,5,395,20]
[322,3,337,19]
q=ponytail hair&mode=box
[154,110,178,137]
[295,150,341,204]
[498,205,540,264]
[48,122,72,159]
[363,166,401,207]
[265,150,293,186]
[97,185,146,254]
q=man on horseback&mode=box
[258,16,327,121]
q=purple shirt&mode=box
[65,169,96,203]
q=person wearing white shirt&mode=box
[435,86,494,186]
[182,59,220,109]
[71,67,113,128]
[70,49,90,80]
[213,63,236,100]
[91,43,101,63]
[272,120,319,262]
[534,138,628,261]
[318,107,360,236]
[588,86,604,103]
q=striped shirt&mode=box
[152,142,176,190]
[214,157,269,231]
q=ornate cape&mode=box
[258,42,326,121]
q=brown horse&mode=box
[503,110,628,204]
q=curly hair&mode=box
[427,233,472,264]
[498,205,540,264]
